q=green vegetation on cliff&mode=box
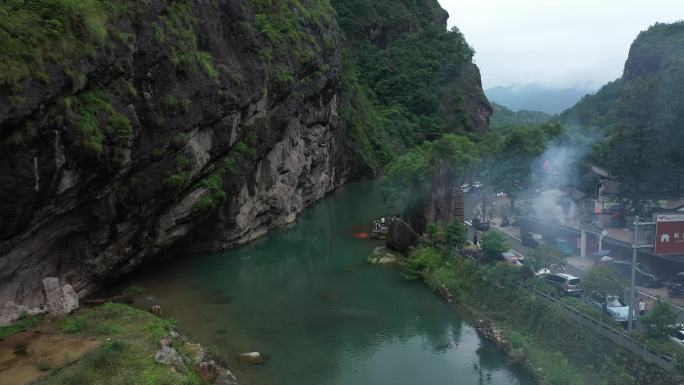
[0,0,146,88]
[332,0,489,162]
[562,21,684,211]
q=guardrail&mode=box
[522,284,677,372]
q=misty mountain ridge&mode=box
[489,102,551,129]
[486,84,597,115]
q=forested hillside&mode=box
[489,102,551,129]
[562,21,684,208]
[332,0,491,152]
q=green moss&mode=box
[163,94,177,110]
[171,132,188,149]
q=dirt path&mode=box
[0,329,100,385]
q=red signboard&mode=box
[655,214,684,255]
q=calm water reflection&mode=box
[108,182,535,385]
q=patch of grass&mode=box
[121,285,145,297]
[60,316,88,335]
[0,313,43,340]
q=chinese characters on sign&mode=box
[655,214,684,256]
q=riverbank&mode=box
[0,303,238,385]
[382,244,682,385]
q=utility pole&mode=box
[627,215,655,333]
[627,215,639,333]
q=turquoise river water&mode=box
[112,181,536,385]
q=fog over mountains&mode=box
[485,84,597,115]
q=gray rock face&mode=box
[155,346,186,372]
[42,277,63,314]
[0,0,350,308]
[61,284,79,314]
[386,219,421,254]
[40,277,79,315]
[405,160,464,234]
[0,301,45,326]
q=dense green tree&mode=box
[582,266,627,299]
[380,134,478,210]
[480,231,510,263]
[606,76,671,215]
[445,219,467,250]
[642,300,679,339]
[524,245,567,274]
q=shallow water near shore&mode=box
[106,181,535,385]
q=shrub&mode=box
[61,316,88,334]
[401,245,444,279]
[480,231,510,262]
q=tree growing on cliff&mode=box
[380,134,478,210]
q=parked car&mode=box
[670,326,684,345]
[522,232,544,247]
[502,250,524,266]
[668,272,684,297]
[604,260,663,288]
[461,183,471,194]
[472,217,490,231]
[543,273,582,297]
[585,292,637,324]
[472,182,483,191]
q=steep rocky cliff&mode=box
[0,0,490,308]
[0,0,350,307]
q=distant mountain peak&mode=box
[485,84,596,115]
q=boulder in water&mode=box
[238,351,267,364]
[386,219,421,253]
[367,246,401,266]
[215,368,239,385]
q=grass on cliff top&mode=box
[0,0,146,89]
[34,303,206,385]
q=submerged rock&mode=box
[215,368,239,385]
[238,351,267,365]
[367,246,401,266]
[155,346,186,372]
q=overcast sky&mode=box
[442,0,684,90]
